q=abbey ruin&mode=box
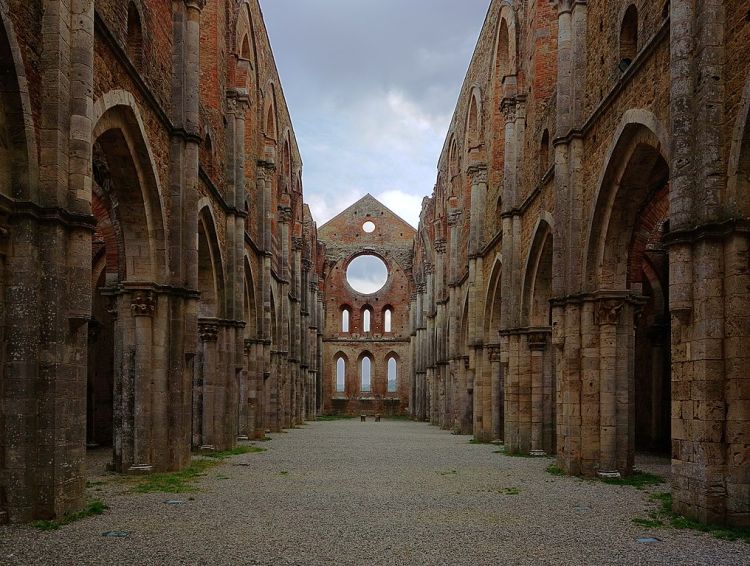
[0,0,748,539]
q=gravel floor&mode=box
[1,420,748,566]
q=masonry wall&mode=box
[0,0,322,524]
[319,195,415,417]
[411,0,750,528]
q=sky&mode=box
[259,0,490,228]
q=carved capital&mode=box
[278,206,293,223]
[424,262,434,275]
[226,89,250,115]
[292,236,305,251]
[184,0,207,12]
[501,98,517,123]
[244,338,254,353]
[447,210,462,226]
[595,300,624,326]
[467,164,488,185]
[302,259,313,271]
[131,291,156,317]
[488,346,502,362]
[199,321,219,342]
[434,238,447,254]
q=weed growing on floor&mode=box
[31,500,108,531]
[501,487,521,495]
[438,470,458,476]
[279,471,289,476]
[546,463,565,476]
[599,471,664,489]
[132,460,219,493]
[203,446,266,459]
[633,492,750,544]
[469,438,492,445]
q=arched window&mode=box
[336,357,346,393]
[619,5,638,71]
[127,2,143,67]
[540,129,550,177]
[240,34,251,60]
[387,357,397,393]
[384,308,392,333]
[361,356,372,393]
[496,19,510,83]
[341,308,350,333]
[363,308,371,333]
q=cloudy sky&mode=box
[259,0,490,228]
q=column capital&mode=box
[467,164,488,185]
[227,88,250,115]
[199,321,219,342]
[131,290,156,317]
[184,0,207,12]
[595,300,624,326]
[487,345,503,362]
[528,331,550,351]
[501,97,517,123]
[278,206,293,223]
[447,210,462,226]
[292,236,305,251]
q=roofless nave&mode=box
[0,0,748,532]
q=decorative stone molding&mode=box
[468,164,488,185]
[488,346,502,362]
[226,88,250,115]
[131,291,156,317]
[278,206,293,223]
[184,0,207,11]
[434,238,447,254]
[199,321,219,342]
[595,300,624,326]
[501,98,517,123]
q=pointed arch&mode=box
[465,87,483,155]
[127,1,144,67]
[493,5,518,97]
[0,7,38,200]
[484,255,503,337]
[727,69,750,216]
[582,110,670,290]
[243,254,258,338]
[521,216,554,327]
[197,202,225,319]
[92,90,168,283]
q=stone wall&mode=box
[411,0,750,528]
[0,0,322,523]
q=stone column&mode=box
[488,345,503,441]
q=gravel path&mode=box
[1,420,747,566]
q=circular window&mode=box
[362,221,375,233]
[346,254,388,295]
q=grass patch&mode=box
[501,487,521,495]
[599,471,665,489]
[316,414,355,421]
[132,459,219,493]
[202,446,266,459]
[279,471,289,476]
[32,500,108,531]
[632,492,750,543]
[546,463,565,476]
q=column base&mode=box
[530,449,547,457]
[127,464,154,475]
[597,470,621,479]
